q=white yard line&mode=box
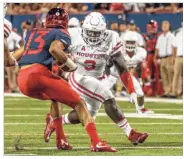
[4,132,183,136]
[4,122,183,125]
[4,113,183,120]
[4,93,183,104]
[5,146,183,150]
[4,108,183,111]
[4,154,37,156]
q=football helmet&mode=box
[147,20,158,34]
[45,8,69,29]
[68,17,81,28]
[123,31,138,52]
[82,12,106,46]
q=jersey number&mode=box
[24,30,49,55]
[84,60,96,71]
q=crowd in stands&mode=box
[7,3,183,15]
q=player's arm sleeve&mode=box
[55,30,71,50]
[110,32,123,56]
[111,51,135,94]
[4,19,12,38]
[132,48,147,63]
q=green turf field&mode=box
[4,96,183,156]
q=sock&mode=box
[53,117,66,140]
[62,114,71,125]
[117,118,132,137]
[137,104,144,110]
[85,123,100,144]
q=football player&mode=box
[45,12,148,147]
[5,8,116,152]
[109,31,154,114]
[4,3,13,66]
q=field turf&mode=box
[4,96,183,156]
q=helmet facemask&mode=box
[125,40,137,53]
[82,28,105,46]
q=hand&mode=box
[129,92,138,105]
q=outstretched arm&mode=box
[111,52,135,94]
[4,39,16,67]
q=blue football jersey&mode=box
[18,28,71,70]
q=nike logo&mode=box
[96,143,108,148]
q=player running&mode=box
[109,31,154,114]
[44,12,148,147]
[5,8,116,152]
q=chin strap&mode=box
[120,72,135,94]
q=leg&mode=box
[167,56,174,96]
[160,58,169,95]
[131,75,154,114]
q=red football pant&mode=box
[17,64,80,108]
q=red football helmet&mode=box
[147,20,158,34]
[45,8,69,29]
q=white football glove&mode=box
[129,92,138,105]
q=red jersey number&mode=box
[84,60,96,71]
[24,30,49,55]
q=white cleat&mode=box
[137,108,154,114]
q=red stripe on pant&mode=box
[71,72,105,101]
[69,73,104,103]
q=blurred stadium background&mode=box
[4,3,183,99]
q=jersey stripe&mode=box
[68,73,104,103]
[71,72,105,101]
[111,42,122,55]
[4,24,11,33]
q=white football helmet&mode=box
[68,17,81,28]
[4,3,7,17]
[82,12,106,46]
[123,31,138,52]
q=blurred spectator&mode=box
[145,3,166,13]
[93,3,110,12]
[110,3,124,12]
[119,21,127,37]
[110,22,119,32]
[154,21,177,98]
[124,3,146,12]
[172,26,183,97]
[6,3,183,14]
[127,19,145,47]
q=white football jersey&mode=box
[4,18,12,38]
[68,27,85,46]
[110,47,147,78]
[7,31,22,51]
[69,30,122,78]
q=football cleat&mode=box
[57,139,72,150]
[137,108,154,114]
[128,129,148,145]
[90,140,117,152]
[44,113,55,143]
